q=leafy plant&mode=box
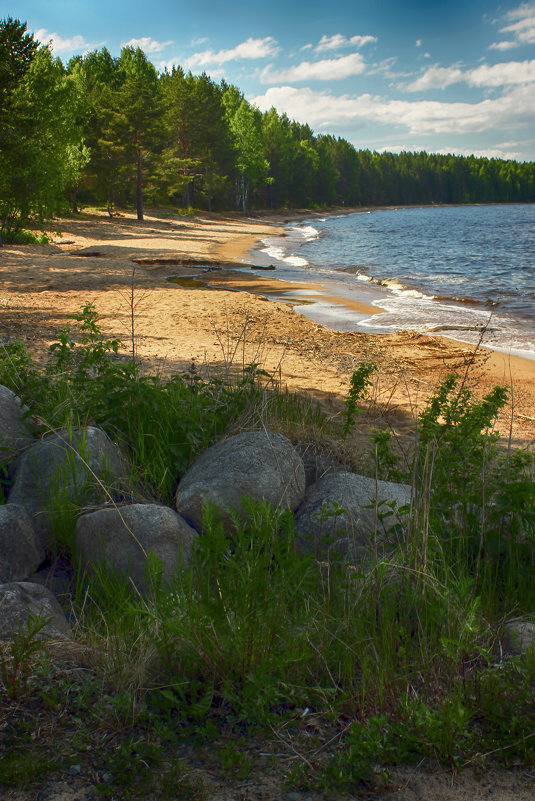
[1,228,49,244]
[0,612,51,699]
[342,361,377,437]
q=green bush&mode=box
[1,228,49,244]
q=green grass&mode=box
[1,228,49,245]
[1,304,535,796]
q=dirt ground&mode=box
[1,208,535,800]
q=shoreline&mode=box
[236,205,535,363]
[0,207,533,447]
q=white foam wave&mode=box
[379,277,434,300]
[290,224,320,240]
[261,244,309,267]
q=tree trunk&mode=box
[135,134,143,221]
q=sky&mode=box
[6,0,535,162]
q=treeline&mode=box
[1,17,535,236]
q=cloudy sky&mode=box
[10,0,535,161]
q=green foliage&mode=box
[342,361,377,437]
[0,612,51,699]
[1,228,49,244]
[0,20,88,235]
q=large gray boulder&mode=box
[75,503,198,593]
[0,504,45,582]
[0,581,72,640]
[7,426,124,547]
[175,431,306,532]
[294,472,411,563]
[0,384,34,462]
[502,620,535,657]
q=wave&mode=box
[260,244,309,267]
[288,224,321,241]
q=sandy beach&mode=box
[1,208,533,450]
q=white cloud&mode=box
[404,59,535,91]
[415,39,422,47]
[490,3,535,49]
[184,36,278,68]
[405,64,464,91]
[34,29,102,56]
[315,33,377,52]
[122,37,173,53]
[489,40,518,51]
[468,59,535,86]
[191,37,208,46]
[260,52,366,83]
[435,144,526,160]
[251,82,535,137]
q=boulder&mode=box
[0,581,72,640]
[0,504,45,582]
[175,431,305,532]
[75,503,197,592]
[502,619,535,657]
[294,471,411,562]
[0,384,34,462]
[7,426,124,546]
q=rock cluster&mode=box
[0,384,409,643]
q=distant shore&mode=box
[1,208,534,447]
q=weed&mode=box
[0,612,51,699]
[342,361,377,437]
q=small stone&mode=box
[68,764,82,775]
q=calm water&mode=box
[247,204,535,357]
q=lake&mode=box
[247,204,535,358]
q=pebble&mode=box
[68,764,82,776]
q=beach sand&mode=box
[1,208,533,448]
[1,209,535,800]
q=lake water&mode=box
[245,204,535,359]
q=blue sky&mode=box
[7,0,535,161]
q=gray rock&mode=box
[175,431,305,532]
[294,471,411,562]
[7,426,124,547]
[502,619,535,657]
[0,581,72,640]
[0,504,45,582]
[0,384,34,462]
[75,503,197,592]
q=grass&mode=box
[1,228,49,245]
[1,304,535,797]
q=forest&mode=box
[2,16,535,236]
